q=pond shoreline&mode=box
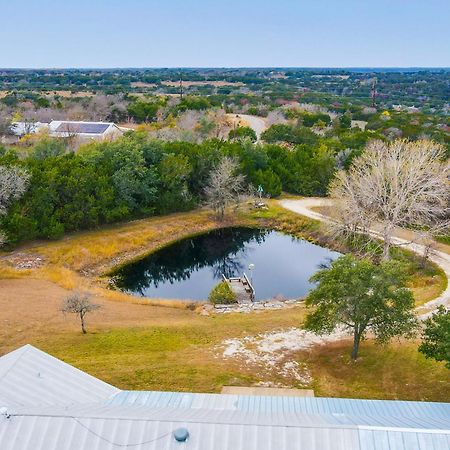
[0,200,446,311]
[111,226,341,302]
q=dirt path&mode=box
[279,198,450,317]
[227,114,268,141]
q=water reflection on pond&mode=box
[113,227,341,301]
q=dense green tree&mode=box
[419,306,450,369]
[32,138,67,160]
[339,113,352,129]
[127,101,159,123]
[249,168,282,197]
[228,126,257,142]
[157,153,193,213]
[176,96,211,113]
[261,124,318,146]
[305,255,417,360]
[208,281,237,305]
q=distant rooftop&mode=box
[52,121,113,135]
[0,345,449,450]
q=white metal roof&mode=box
[108,390,450,423]
[0,345,118,407]
[48,121,120,136]
[0,345,448,450]
[1,408,449,450]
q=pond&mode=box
[112,227,341,301]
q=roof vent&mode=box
[0,407,10,419]
[173,427,189,443]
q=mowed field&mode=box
[0,201,448,401]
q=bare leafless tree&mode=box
[0,166,30,245]
[177,110,202,131]
[329,139,449,260]
[266,110,287,126]
[416,218,450,266]
[66,104,88,121]
[204,157,245,221]
[34,106,67,123]
[18,109,39,135]
[61,291,101,334]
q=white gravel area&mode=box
[220,327,349,385]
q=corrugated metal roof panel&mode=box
[55,122,111,134]
[358,429,450,450]
[0,345,118,407]
[0,413,363,450]
[2,412,450,450]
[109,391,450,425]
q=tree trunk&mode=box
[351,328,361,360]
[80,312,87,334]
[421,244,431,268]
[218,205,225,221]
[382,228,392,261]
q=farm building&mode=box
[10,120,127,142]
[0,345,449,450]
[48,121,126,141]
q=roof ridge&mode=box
[0,344,33,381]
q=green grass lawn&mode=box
[31,310,450,401]
[304,340,450,402]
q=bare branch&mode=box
[61,291,101,334]
[329,139,449,260]
[204,157,245,221]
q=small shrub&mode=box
[208,281,237,305]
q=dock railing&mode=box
[242,272,255,301]
[222,273,255,302]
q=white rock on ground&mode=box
[220,327,349,385]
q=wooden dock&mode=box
[223,273,255,304]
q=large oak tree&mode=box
[304,255,417,360]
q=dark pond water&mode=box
[113,228,341,301]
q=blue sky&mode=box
[0,0,448,68]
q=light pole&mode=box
[248,263,255,285]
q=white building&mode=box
[10,120,127,142]
[48,121,126,141]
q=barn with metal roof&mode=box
[48,121,126,141]
[0,345,449,450]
